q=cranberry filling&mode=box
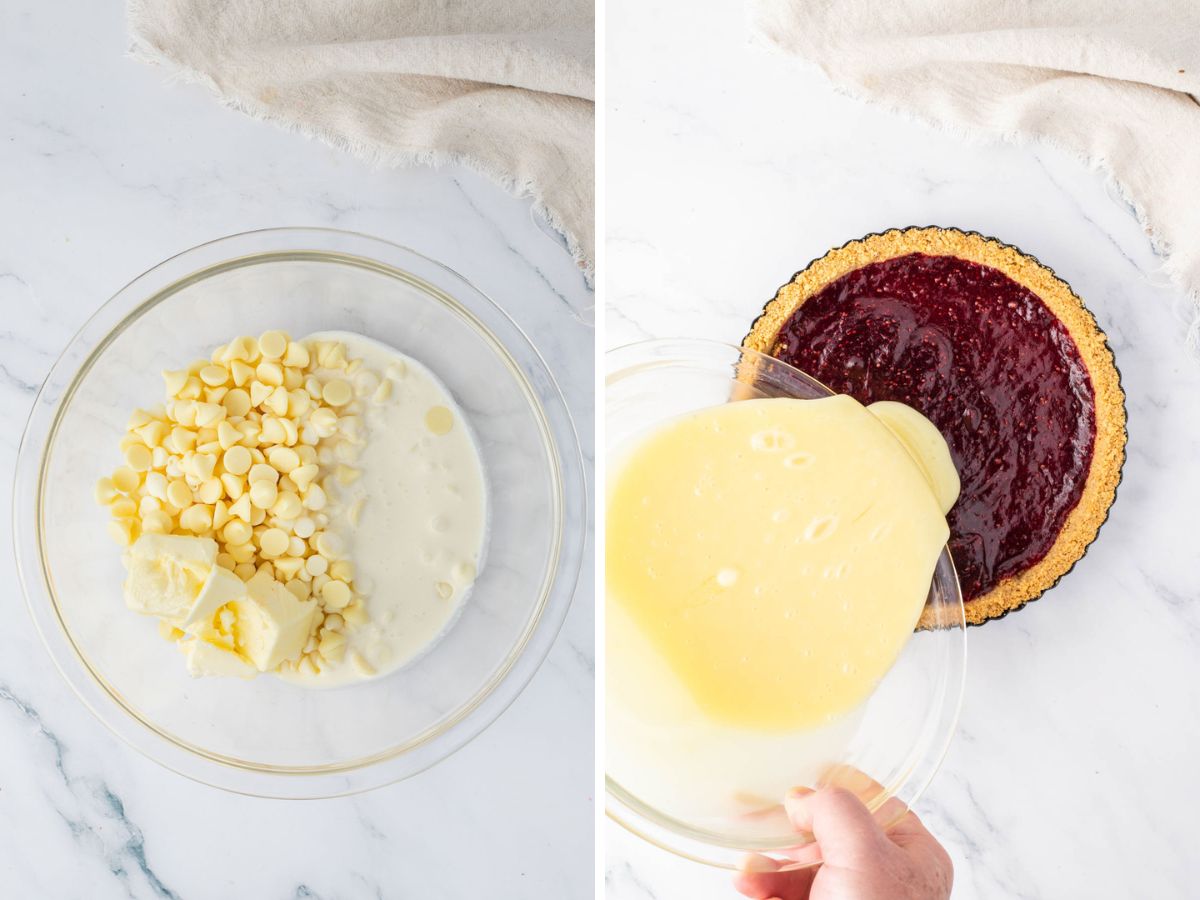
[772,253,1096,601]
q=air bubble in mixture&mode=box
[716,567,739,588]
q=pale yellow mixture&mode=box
[606,394,957,822]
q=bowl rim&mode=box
[13,226,588,798]
[602,336,967,869]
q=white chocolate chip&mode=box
[321,579,351,609]
[322,379,353,407]
[247,482,277,511]
[303,483,327,511]
[317,631,347,662]
[268,446,300,473]
[247,463,278,484]
[223,518,252,545]
[110,497,137,518]
[258,527,289,558]
[347,497,366,527]
[283,341,309,368]
[353,370,379,398]
[258,331,288,360]
[329,560,354,583]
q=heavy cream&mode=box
[278,332,488,687]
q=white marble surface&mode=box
[605,1,1200,898]
[1,3,593,898]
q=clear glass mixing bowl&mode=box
[605,338,965,869]
[14,228,586,798]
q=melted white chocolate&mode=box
[606,394,956,823]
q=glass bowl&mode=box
[605,338,965,869]
[14,227,586,798]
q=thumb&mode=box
[784,786,888,866]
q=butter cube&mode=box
[180,564,245,632]
[124,534,218,623]
[228,572,318,671]
[125,534,247,634]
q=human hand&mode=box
[733,786,953,900]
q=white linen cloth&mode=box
[751,0,1200,344]
[128,0,594,276]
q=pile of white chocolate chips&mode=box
[94,331,393,679]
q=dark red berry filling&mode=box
[772,253,1096,601]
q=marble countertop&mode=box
[1,3,593,898]
[605,1,1200,898]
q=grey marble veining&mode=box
[1,2,593,898]
[605,0,1200,897]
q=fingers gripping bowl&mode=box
[14,228,585,797]
[604,339,966,870]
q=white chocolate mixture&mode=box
[606,396,956,830]
[99,330,487,686]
